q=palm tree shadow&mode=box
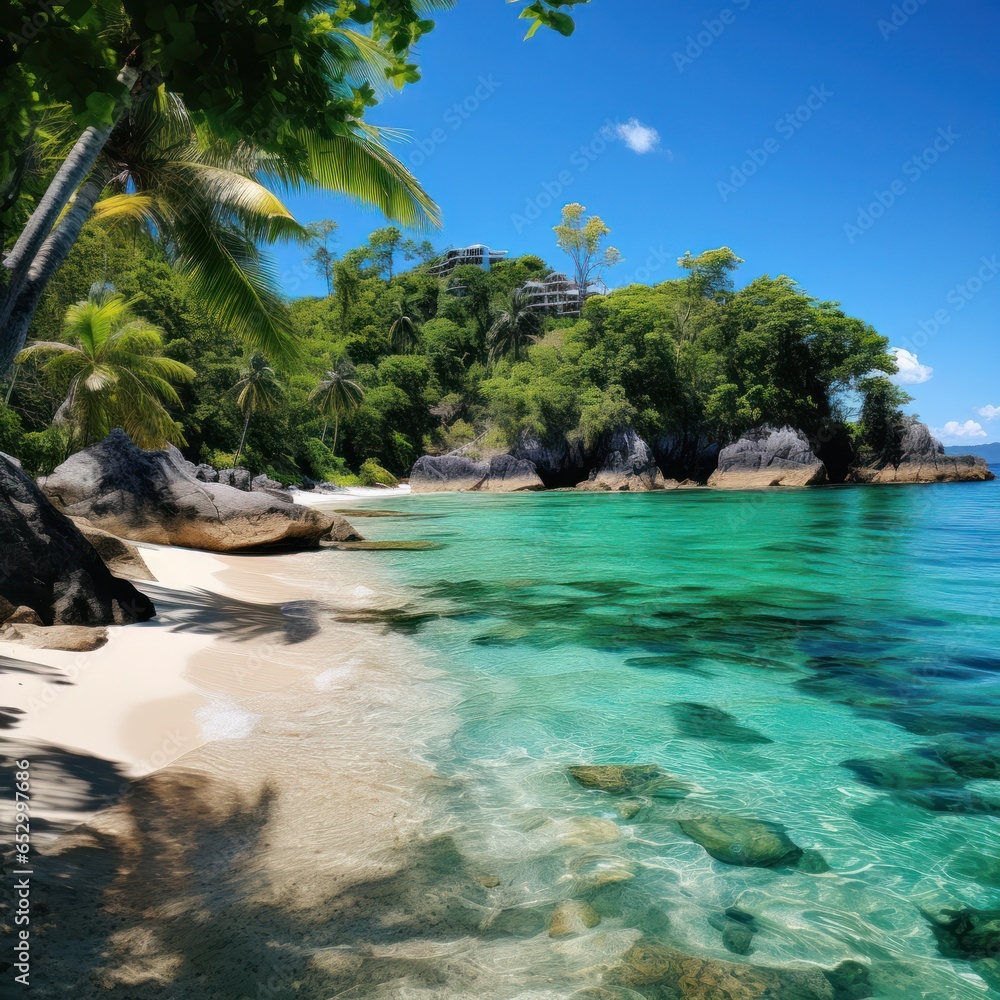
[137,583,321,644]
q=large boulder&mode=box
[40,431,339,553]
[851,419,994,484]
[71,518,155,581]
[410,454,543,493]
[410,455,488,492]
[478,455,544,492]
[251,474,294,503]
[0,452,155,626]
[577,428,669,492]
[709,425,828,489]
[217,467,252,490]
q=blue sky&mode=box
[272,0,999,444]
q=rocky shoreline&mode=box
[410,421,994,493]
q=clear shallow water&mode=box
[340,480,1000,997]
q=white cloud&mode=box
[890,347,933,385]
[614,118,661,155]
[977,404,1000,420]
[932,420,988,444]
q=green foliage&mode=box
[18,426,69,477]
[358,458,398,487]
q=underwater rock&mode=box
[678,816,825,870]
[549,900,602,937]
[840,754,964,791]
[930,739,1000,781]
[922,906,1000,959]
[569,764,689,798]
[605,940,871,998]
[670,702,773,744]
[708,907,759,955]
[615,798,646,820]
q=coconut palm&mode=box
[487,286,542,363]
[388,300,418,353]
[1,82,440,373]
[310,364,366,455]
[232,353,283,468]
[15,283,196,450]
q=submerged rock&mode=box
[678,815,825,870]
[41,430,338,553]
[606,940,871,998]
[670,702,773,744]
[922,906,1000,959]
[577,428,668,492]
[709,425,828,489]
[0,451,154,626]
[708,907,760,955]
[840,754,964,792]
[569,764,689,798]
[851,419,994,484]
[548,900,601,937]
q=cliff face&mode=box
[708,426,828,490]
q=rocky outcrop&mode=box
[568,764,690,799]
[709,425,827,489]
[71,518,155,581]
[251,474,293,503]
[0,452,155,626]
[217,467,252,491]
[194,463,218,483]
[40,431,339,553]
[576,428,670,492]
[410,454,543,493]
[851,419,994,484]
[0,622,109,652]
[512,432,589,488]
[653,431,720,483]
[477,455,544,492]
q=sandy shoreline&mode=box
[1,537,470,996]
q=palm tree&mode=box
[487,286,542,363]
[310,364,365,455]
[1,82,440,373]
[388,300,417,353]
[232,353,283,468]
[15,283,195,450]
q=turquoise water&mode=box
[343,481,1000,997]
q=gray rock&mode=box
[479,454,544,492]
[709,425,827,489]
[0,451,155,625]
[851,420,994,484]
[0,622,109,652]
[922,906,1000,959]
[40,430,336,553]
[410,455,488,492]
[218,467,252,490]
[70,518,155,581]
[653,432,720,483]
[410,454,543,493]
[251,474,293,503]
[194,464,218,483]
[578,428,668,492]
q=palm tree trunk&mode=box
[320,419,328,443]
[4,364,18,404]
[234,410,252,468]
[0,169,110,374]
[2,123,115,276]
[331,411,340,457]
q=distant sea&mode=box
[944,442,1000,463]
